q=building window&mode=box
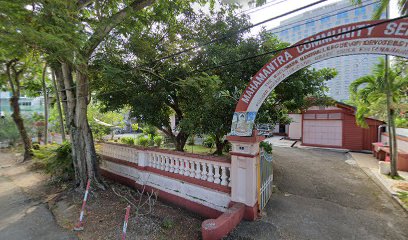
[293,26,300,32]
[337,12,348,19]
[316,114,328,119]
[304,114,315,119]
[320,16,330,24]
[306,20,315,27]
[329,113,342,120]
[355,6,366,16]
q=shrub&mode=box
[202,136,215,148]
[33,141,74,182]
[259,141,273,154]
[223,140,232,152]
[154,135,163,147]
[0,115,20,146]
[138,135,150,147]
[187,135,195,145]
[120,137,135,145]
[142,125,157,137]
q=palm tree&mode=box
[351,0,407,19]
[350,58,408,177]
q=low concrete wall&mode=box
[98,142,232,217]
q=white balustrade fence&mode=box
[99,143,139,164]
[147,151,232,187]
[98,143,231,188]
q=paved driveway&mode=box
[227,147,408,240]
[0,151,77,240]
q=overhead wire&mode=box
[61,15,407,102]
[58,0,331,92]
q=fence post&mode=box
[226,131,264,220]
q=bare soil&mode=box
[50,179,204,240]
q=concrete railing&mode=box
[97,142,232,218]
[147,150,231,187]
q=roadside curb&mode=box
[349,155,408,214]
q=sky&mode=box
[234,0,401,34]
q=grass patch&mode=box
[32,142,74,182]
[386,174,405,180]
[397,191,408,207]
[183,145,213,155]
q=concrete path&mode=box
[0,150,77,240]
[227,147,408,240]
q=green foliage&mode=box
[162,218,174,230]
[259,141,273,154]
[143,126,158,139]
[396,117,408,128]
[349,58,408,127]
[137,135,150,147]
[120,137,135,145]
[223,141,232,152]
[131,123,139,131]
[0,115,20,145]
[202,136,215,148]
[33,142,74,181]
[153,135,163,147]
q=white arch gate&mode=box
[226,18,408,214]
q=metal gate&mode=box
[258,148,273,210]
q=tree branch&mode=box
[82,0,155,58]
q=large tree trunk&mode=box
[10,96,33,160]
[75,64,105,189]
[6,59,33,161]
[41,63,48,145]
[61,62,82,187]
[51,69,66,142]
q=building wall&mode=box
[288,114,302,140]
[271,0,385,101]
[342,113,364,150]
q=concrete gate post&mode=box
[226,131,265,220]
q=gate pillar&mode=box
[226,131,265,220]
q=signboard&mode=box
[230,18,408,136]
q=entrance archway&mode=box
[230,18,408,137]
[225,18,408,218]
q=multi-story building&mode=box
[270,0,385,101]
[0,91,44,116]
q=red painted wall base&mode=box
[202,203,245,240]
[100,169,223,219]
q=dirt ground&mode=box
[0,148,204,240]
[53,180,204,240]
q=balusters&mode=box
[160,156,165,170]
[169,157,175,173]
[194,161,201,179]
[220,166,228,186]
[207,163,214,182]
[228,167,232,187]
[184,160,190,176]
[200,162,207,181]
[164,156,170,171]
[213,165,221,184]
[174,158,179,174]
[179,159,185,175]
[189,160,195,178]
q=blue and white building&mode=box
[271,0,385,101]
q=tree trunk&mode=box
[175,131,188,151]
[10,96,33,160]
[213,135,224,156]
[75,65,105,189]
[6,59,33,161]
[41,63,48,145]
[51,69,66,142]
[61,62,82,187]
[384,55,398,177]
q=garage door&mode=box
[303,120,342,147]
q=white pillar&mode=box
[226,134,264,208]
